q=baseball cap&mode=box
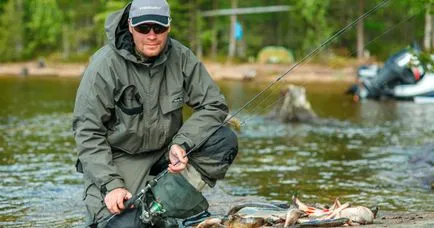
[129,0,171,27]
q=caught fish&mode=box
[296,218,350,227]
[227,214,266,227]
[293,196,332,218]
[284,209,307,227]
[197,203,305,228]
[293,196,377,225]
[230,206,287,224]
[195,217,224,228]
[227,202,287,216]
[196,197,376,227]
[338,206,375,225]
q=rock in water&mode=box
[269,84,317,123]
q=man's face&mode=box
[129,22,170,57]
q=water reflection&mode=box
[0,77,83,227]
[219,80,434,211]
[0,77,433,227]
[0,112,83,227]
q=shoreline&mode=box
[0,61,357,83]
[205,185,434,227]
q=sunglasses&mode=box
[133,23,169,35]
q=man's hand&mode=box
[104,188,132,214]
[168,144,188,173]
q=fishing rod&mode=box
[99,0,391,224]
[238,4,419,127]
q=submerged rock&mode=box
[269,84,317,123]
[409,143,434,190]
[267,84,349,127]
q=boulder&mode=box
[268,84,317,123]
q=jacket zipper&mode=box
[146,67,152,147]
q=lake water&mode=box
[0,76,433,227]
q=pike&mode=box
[98,0,391,224]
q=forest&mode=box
[0,0,432,62]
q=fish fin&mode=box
[291,195,299,209]
[330,197,341,211]
[325,202,350,219]
[370,206,379,218]
[336,197,341,207]
[349,221,360,226]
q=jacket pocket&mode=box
[83,183,103,204]
[161,91,185,114]
[83,182,106,224]
[114,85,143,115]
[159,91,184,143]
[108,85,145,154]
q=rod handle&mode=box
[124,194,140,209]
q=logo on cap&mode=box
[139,6,161,10]
[129,0,171,27]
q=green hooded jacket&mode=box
[72,4,228,193]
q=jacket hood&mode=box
[104,3,170,64]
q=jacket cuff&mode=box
[101,179,125,195]
[171,134,195,152]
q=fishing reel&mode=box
[121,178,169,226]
[139,197,167,225]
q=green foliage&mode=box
[0,0,24,61]
[26,0,63,55]
[408,47,434,73]
[0,0,431,62]
[294,0,333,53]
[94,0,129,47]
[169,0,194,47]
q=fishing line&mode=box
[220,0,390,122]
[151,0,391,201]
[222,0,393,127]
[236,2,419,128]
[99,0,392,224]
[208,1,424,220]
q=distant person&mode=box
[37,58,46,68]
[20,67,28,77]
[72,0,238,227]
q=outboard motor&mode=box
[349,44,425,100]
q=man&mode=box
[72,0,238,227]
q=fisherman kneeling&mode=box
[72,0,238,227]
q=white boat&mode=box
[393,73,434,99]
[348,44,434,101]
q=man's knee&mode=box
[83,186,144,228]
[104,208,144,228]
[203,126,238,163]
[82,183,110,227]
[189,126,238,186]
